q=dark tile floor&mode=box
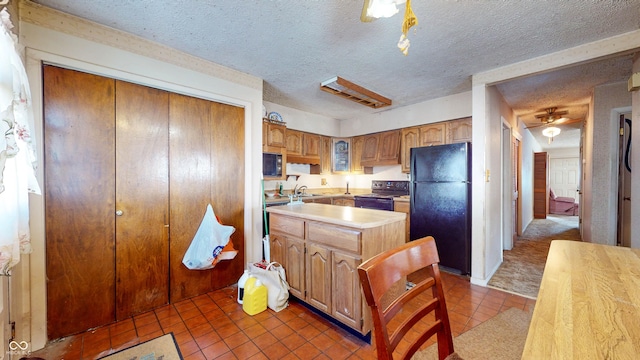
[30,271,534,359]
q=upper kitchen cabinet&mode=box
[419,123,446,146]
[287,129,321,164]
[400,123,447,173]
[263,119,286,153]
[314,135,333,175]
[446,117,472,144]
[286,129,303,157]
[360,130,401,167]
[400,127,419,173]
[332,137,351,173]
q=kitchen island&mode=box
[266,203,406,334]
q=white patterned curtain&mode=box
[0,8,40,275]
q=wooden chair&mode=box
[358,236,456,360]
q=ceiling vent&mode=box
[320,76,392,109]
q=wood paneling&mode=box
[44,66,116,339]
[114,81,169,320]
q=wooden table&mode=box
[522,240,640,359]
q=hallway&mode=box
[488,215,581,299]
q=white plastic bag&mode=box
[182,204,236,270]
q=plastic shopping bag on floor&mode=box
[182,204,237,270]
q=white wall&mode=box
[584,82,631,245]
[520,128,543,233]
[19,3,263,350]
[341,92,472,136]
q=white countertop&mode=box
[266,203,406,229]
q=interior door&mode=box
[44,66,116,339]
[114,80,169,320]
[549,157,580,200]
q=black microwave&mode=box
[263,152,283,178]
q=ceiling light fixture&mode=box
[360,0,406,22]
[542,126,561,144]
[320,76,392,109]
[361,0,418,55]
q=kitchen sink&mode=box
[297,193,321,197]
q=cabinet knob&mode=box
[115,210,123,216]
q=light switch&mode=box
[485,169,490,182]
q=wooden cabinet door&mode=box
[418,123,446,146]
[269,233,287,268]
[377,130,401,164]
[286,129,303,156]
[331,251,362,331]
[332,197,355,207]
[351,136,365,173]
[320,136,332,174]
[361,134,379,164]
[401,127,419,173]
[285,236,306,299]
[303,133,321,158]
[267,122,286,148]
[44,66,117,339]
[306,243,331,313]
[447,117,472,144]
[394,201,410,242]
[114,80,169,320]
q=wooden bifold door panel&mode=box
[43,65,245,339]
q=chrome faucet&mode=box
[296,185,308,196]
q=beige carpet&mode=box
[487,214,581,299]
[413,307,532,360]
[98,333,182,360]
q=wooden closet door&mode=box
[114,81,169,320]
[169,93,214,301]
[209,102,245,288]
[44,66,116,339]
[169,94,245,302]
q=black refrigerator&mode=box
[410,142,471,275]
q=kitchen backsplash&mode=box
[263,163,410,193]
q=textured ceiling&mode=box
[33,0,640,149]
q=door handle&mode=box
[115,210,123,216]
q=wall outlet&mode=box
[321,178,327,185]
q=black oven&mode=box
[354,195,395,211]
[354,180,409,211]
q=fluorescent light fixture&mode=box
[320,76,392,109]
[361,0,406,22]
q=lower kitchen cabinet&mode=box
[306,243,332,313]
[333,197,355,207]
[285,236,306,299]
[394,200,410,242]
[267,206,405,334]
[331,251,362,330]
